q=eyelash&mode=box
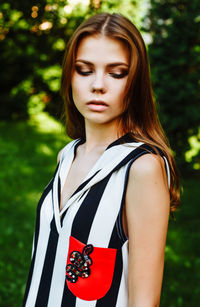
[75,66,128,79]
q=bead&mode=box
[66,243,93,283]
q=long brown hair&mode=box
[61,12,181,214]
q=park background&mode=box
[0,0,199,306]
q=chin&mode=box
[85,115,120,127]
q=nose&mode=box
[90,72,106,94]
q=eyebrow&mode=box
[75,59,129,68]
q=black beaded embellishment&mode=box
[66,244,93,283]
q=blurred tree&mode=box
[142,0,200,170]
[0,0,139,121]
[0,0,85,120]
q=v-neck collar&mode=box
[61,133,134,206]
[53,133,138,232]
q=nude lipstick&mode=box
[86,100,109,112]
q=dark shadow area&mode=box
[161,178,200,306]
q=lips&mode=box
[86,100,108,112]
[87,100,108,106]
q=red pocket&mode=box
[66,235,117,301]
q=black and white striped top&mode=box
[23,134,170,307]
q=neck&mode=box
[83,121,123,154]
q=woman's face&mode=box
[71,35,129,129]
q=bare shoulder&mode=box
[126,152,170,222]
[129,153,168,187]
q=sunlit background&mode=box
[0,0,199,306]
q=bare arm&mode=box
[125,154,170,307]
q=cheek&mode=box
[112,80,127,112]
[113,79,127,100]
[71,77,82,101]
[71,76,88,99]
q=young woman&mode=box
[23,13,180,307]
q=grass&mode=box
[0,112,199,306]
[0,112,68,306]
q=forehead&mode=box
[76,35,129,64]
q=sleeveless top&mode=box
[22,133,170,307]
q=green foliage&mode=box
[0,0,140,121]
[185,128,200,170]
[142,0,200,170]
[94,0,140,24]
[0,113,199,306]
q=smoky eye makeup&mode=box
[74,64,93,76]
[109,69,129,79]
[74,62,129,78]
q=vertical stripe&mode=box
[61,177,111,306]
[96,226,123,306]
[74,173,125,307]
[24,193,52,306]
[48,192,89,307]
[22,180,53,306]
[61,282,76,307]
[115,161,132,244]
[163,156,171,188]
[71,175,111,244]
[87,169,126,247]
[116,240,129,307]
[35,220,59,307]
[75,298,97,307]
[58,176,61,211]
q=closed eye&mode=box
[109,71,129,79]
[75,65,93,76]
[74,65,129,79]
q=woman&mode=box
[23,13,180,307]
